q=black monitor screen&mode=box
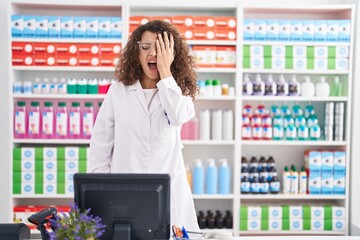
[74,173,170,240]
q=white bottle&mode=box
[222,109,233,140]
[32,78,41,94]
[50,78,58,94]
[276,74,289,96]
[58,78,67,94]
[288,75,300,96]
[282,166,291,194]
[315,76,330,97]
[253,74,265,95]
[242,74,253,95]
[211,109,223,140]
[290,165,299,195]
[299,166,308,194]
[41,78,50,94]
[264,74,277,96]
[301,76,315,97]
[199,109,210,140]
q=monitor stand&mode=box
[113,223,131,240]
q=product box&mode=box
[12,42,33,54]
[338,20,351,42]
[44,172,57,183]
[333,174,345,195]
[100,43,121,56]
[266,20,279,40]
[311,206,324,219]
[302,20,315,41]
[36,16,48,38]
[33,43,56,55]
[335,58,349,70]
[272,57,285,69]
[172,15,193,28]
[332,206,346,219]
[56,55,77,66]
[33,54,56,66]
[86,17,98,38]
[314,20,327,41]
[215,28,236,41]
[293,45,306,58]
[61,16,74,38]
[278,20,291,41]
[215,46,236,68]
[305,150,322,174]
[178,27,194,40]
[308,174,321,194]
[78,55,100,66]
[215,16,236,29]
[21,172,35,184]
[110,17,122,39]
[247,219,261,231]
[243,19,255,40]
[333,151,346,175]
[314,46,328,58]
[272,45,285,57]
[23,15,36,37]
[43,159,57,172]
[268,206,282,219]
[311,219,324,230]
[254,20,266,40]
[56,43,78,55]
[290,20,302,41]
[98,17,110,38]
[192,27,215,40]
[336,46,349,58]
[66,183,75,195]
[44,182,57,195]
[150,16,172,23]
[250,45,264,57]
[314,58,328,70]
[248,206,262,219]
[290,219,302,230]
[321,151,334,175]
[73,17,86,38]
[100,55,117,66]
[194,16,216,28]
[326,20,339,41]
[321,174,333,194]
[78,43,100,56]
[293,58,306,70]
[248,57,264,69]
[21,183,35,195]
[48,16,61,38]
[192,46,216,67]
[289,206,302,219]
[43,147,57,160]
[66,159,79,172]
[268,219,282,231]
[329,219,346,231]
[129,15,149,27]
[11,15,24,38]
[12,54,33,66]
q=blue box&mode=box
[278,20,290,41]
[98,17,111,38]
[243,19,255,40]
[302,20,314,41]
[11,15,24,38]
[35,16,48,38]
[338,20,350,42]
[333,151,346,175]
[61,16,74,38]
[321,173,333,194]
[254,20,266,40]
[290,20,302,41]
[110,17,122,39]
[23,15,36,37]
[321,151,334,175]
[266,20,279,40]
[48,16,61,38]
[333,173,345,195]
[314,20,326,41]
[308,173,321,194]
[326,20,339,42]
[86,17,98,38]
[74,17,86,38]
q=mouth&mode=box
[148,60,157,71]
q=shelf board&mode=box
[243,40,350,47]
[197,67,236,73]
[197,96,236,101]
[13,93,106,99]
[11,38,122,44]
[193,194,234,200]
[239,230,345,236]
[182,140,235,145]
[13,139,91,144]
[242,96,348,102]
[241,140,346,146]
[187,40,237,46]
[13,195,73,199]
[12,66,116,72]
[240,194,345,200]
[242,69,349,74]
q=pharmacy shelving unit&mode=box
[4,0,356,238]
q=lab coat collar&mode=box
[129,80,161,115]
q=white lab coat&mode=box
[88,76,200,233]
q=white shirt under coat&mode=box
[88,76,200,232]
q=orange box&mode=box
[56,43,78,55]
[193,16,216,28]
[56,55,78,66]
[192,45,217,67]
[215,27,237,40]
[100,43,121,57]
[12,42,33,54]
[12,54,33,66]
[193,27,215,40]
[177,27,194,40]
[150,16,172,24]
[78,43,100,56]
[78,55,100,66]
[33,43,56,55]
[215,16,237,29]
[33,54,56,66]
[215,46,236,68]
[172,16,194,28]
[100,55,118,66]
[129,16,150,26]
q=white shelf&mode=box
[193,194,234,200]
[187,40,237,46]
[243,40,351,47]
[13,195,73,199]
[242,69,349,74]
[182,140,235,146]
[239,230,345,236]
[11,38,122,43]
[13,139,91,144]
[11,66,116,72]
[241,140,347,146]
[240,194,346,200]
[242,96,348,102]
[13,93,106,99]
[197,96,236,101]
[197,68,236,73]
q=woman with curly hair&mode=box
[88,20,200,233]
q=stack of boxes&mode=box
[13,147,88,195]
[243,44,349,70]
[240,205,346,232]
[304,150,346,195]
[191,46,236,68]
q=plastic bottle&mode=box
[241,166,249,179]
[290,165,299,194]
[315,76,330,97]
[33,78,41,94]
[199,109,210,140]
[309,120,321,140]
[82,102,94,139]
[258,156,267,170]
[269,175,280,194]
[221,84,229,96]
[23,81,32,94]
[77,78,88,94]
[240,176,250,194]
[299,166,308,194]
[14,101,27,138]
[285,124,297,140]
[259,176,269,194]
[50,78,58,94]
[42,101,54,139]
[192,158,204,194]
[266,156,276,170]
[206,158,218,194]
[250,176,260,194]
[331,76,342,97]
[205,79,214,97]
[301,76,315,97]
[282,166,291,194]
[253,74,265,95]
[58,78,67,94]
[224,211,233,229]
[211,109,222,140]
[264,74,276,96]
[298,124,309,140]
[259,168,269,184]
[88,78,99,94]
[13,80,22,94]
[213,79,222,97]
[186,164,192,189]
[222,109,233,140]
[288,75,300,96]
[218,159,231,194]
[241,156,249,169]
[28,101,41,138]
[56,102,68,139]
[276,74,289,96]
[69,102,81,139]
[249,156,259,169]
[41,78,50,94]
[272,123,284,140]
[198,80,206,97]
[67,78,77,94]
[249,167,259,182]
[267,166,277,182]
[242,74,253,95]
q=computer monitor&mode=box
[74,173,170,240]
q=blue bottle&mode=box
[219,158,231,194]
[192,158,204,194]
[206,158,218,194]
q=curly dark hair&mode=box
[115,20,198,100]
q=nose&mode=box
[149,44,157,56]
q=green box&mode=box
[243,57,250,69]
[240,219,248,231]
[35,182,43,194]
[13,159,21,172]
[324,205,332,220]
[285,58,293,69]
[57,147,65,160]
[303,219,311,230]
[13,171,21,184]
[261,205,269,220]
[328,58,336,69]
[324,219,333,230]
[303,205,311,219]
[13,183,21,194]
[264,45,272,58]
[282,219,290,230]
[261,219,269,231]
[285,46,293,58]
[57,160,65,172]
[35,147,43,160]
[328,46,336,58]
[307,58,314,69]
[13,147,22,160]
[79,147,87,160]
[57,183,65,194]
[282,205,289,219]
[243,45,250,57]
[306,46,314,59]
[240,206,248,220]
[264,57,272,69]
[79,159,87,173]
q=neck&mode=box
[140,78,158,89]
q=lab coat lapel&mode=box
[130,81,149,116]
[148,92,161,115]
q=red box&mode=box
[33,42,56,55]
[193,27,215,40]
[215,46,236,68]
[100,55,118,66]
[12,42,33,54]
[56,43,78,55]
[215,16,237,29]
[12,54,33,66]
[100,43,121,57]
[192,46,217,67]
[177,27,194,40]
[56,55,78,66]
[33,54,56,66]
[129,16,150,27]
[194,16,216,28]
[78,55,100,66]
[172,16,194,28]
[215,27,237,40]
[150,16,172,24]
[78,43,100,56]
